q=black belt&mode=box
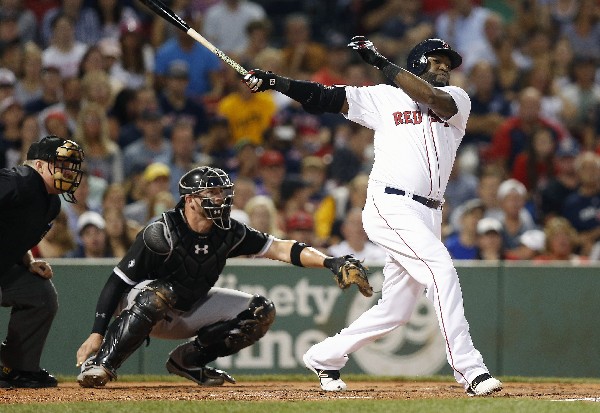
[384,187,443,209]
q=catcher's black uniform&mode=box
[0,166,60,372]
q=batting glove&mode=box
[347,36,390,70]
[243,69,289,93]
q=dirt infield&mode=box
[2,381,600,404]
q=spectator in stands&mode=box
[495,178,538,255]
[281,13,327,78]
[475,217,505,261]
[154,17,222,102]
[505,228,545,261]
[534,217,587,263]
[31,209,76,259]
[0,0,37,44]
[73,102,123,184]
[23,65,62,115]
[77,45,105,79]
[301,156,336,246]
[285,209,316,246]
[0,96,24,169]
[203,0,266,54]
[445,199,485,260]
[0,69,16,105]
[102,206,141,259]
[244,194,284,238]
[41,0,101,47]
[14,42,43,106]
[117,17,154,90]
[484,87,568,173]
[331,173,369,241]
[329,123,373,186]
[239,19,273,66]
[122,107,171,178]
[41,109,71,139]
[445,151,479,224]
[158,60,209,137]
[328,207,386,263]
[197,116,236,173]
[68,211,111,258]
[255,149,286,207]
[562,151,600,256]
[156,119,202,199]
[229,176,257,224]
[42,13,88,79]
[18,114,41,163]
[311,32,351,87]
[80,70,114,112]
[116,86,159,149]
[231,139,259,182]
[560,0,600,61]
[93,0,140,41]
[511,126,557,193]
[124,162,172,226]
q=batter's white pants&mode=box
[304,181,489,388]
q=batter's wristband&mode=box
[382,63,402,82]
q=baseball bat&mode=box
[138,0,248,76]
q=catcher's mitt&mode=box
[325,255,373,297]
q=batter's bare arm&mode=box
[347,36,457,119]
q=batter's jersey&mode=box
[113,208,273,310]
[344,84,471,201]
[0,165,60,274]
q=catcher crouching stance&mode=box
[76,166,371,387]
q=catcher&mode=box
[76,166,371,387]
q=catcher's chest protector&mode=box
[160,211,246,311]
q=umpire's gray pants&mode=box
[0,265,58,371]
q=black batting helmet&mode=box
[178,166,234,229]
[26,135,85,203]
[406,38,462,76]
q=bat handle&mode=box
[186,29,248,76]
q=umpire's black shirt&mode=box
[0,165,61,275]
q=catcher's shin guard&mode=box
[94,281,176,374]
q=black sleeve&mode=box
[91,272,132,335]
[228,223,271,257]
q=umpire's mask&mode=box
[178,166,234,230]
[27,135,85,203]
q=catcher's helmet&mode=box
[178,166,234,229]
[26,135,85,203]
[406,38,462,76]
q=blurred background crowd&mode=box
[1,0,600,263]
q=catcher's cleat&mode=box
[302,354,347,392]
[0,366,57,388]
[466,373,502,396]
[77,361,117,388]
[165,358,236,386]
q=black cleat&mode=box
[0,366,58,388]
[166,358,235,386]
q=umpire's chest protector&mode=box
[160,211,245,311]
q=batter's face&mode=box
[420,54,452,87]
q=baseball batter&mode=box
[244,37,502,396]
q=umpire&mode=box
[0,135,84,388]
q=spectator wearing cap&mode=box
[14,42,44,107]
[0,96,24,168]
[285,210,316,246]
[41,1,101,47]
[562,151,600,255]
[540,139,580,222]
[124,162,173,226]
[122,106,171,178]
[117,17,155,91]
[256,149,286,206]
[158,60,209,137]
[505,228,545,260]
[42,109,70,139]
[231,138,259,182]
[444,199,486,260]
[493,178,538,255]
[67,211,111,258]
[42,13,89,79]
[216,73,276,146]
[154,19,222,102]
[475,217,505,260]
[534,217,586,263]
[0,68,16,103]
[328,207,386,264]
[197,116,236,174]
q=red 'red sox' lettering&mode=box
[393,110,423,125]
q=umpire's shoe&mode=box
[466,373,503,396]
[77,360,117,388]
[166,358,236,386]
[302,354,347,391]
[0,366,58,388]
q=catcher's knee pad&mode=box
[195,295,276,357]
[131,280,177,323]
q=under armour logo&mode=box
[95,312,106,318]
[194,244,209,255]
[128,259,135,268]
[269,79,275,86]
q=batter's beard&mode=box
[421,72,448,87]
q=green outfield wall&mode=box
[1,259,599,378]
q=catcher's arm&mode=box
[264,240,373,297]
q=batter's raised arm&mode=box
[347,36,460,119]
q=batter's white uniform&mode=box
[304,83,489,389]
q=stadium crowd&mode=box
[1,0,600,262]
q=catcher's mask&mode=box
[26,135,85,203]
[406,38,462,76]
[178,166,234,230]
